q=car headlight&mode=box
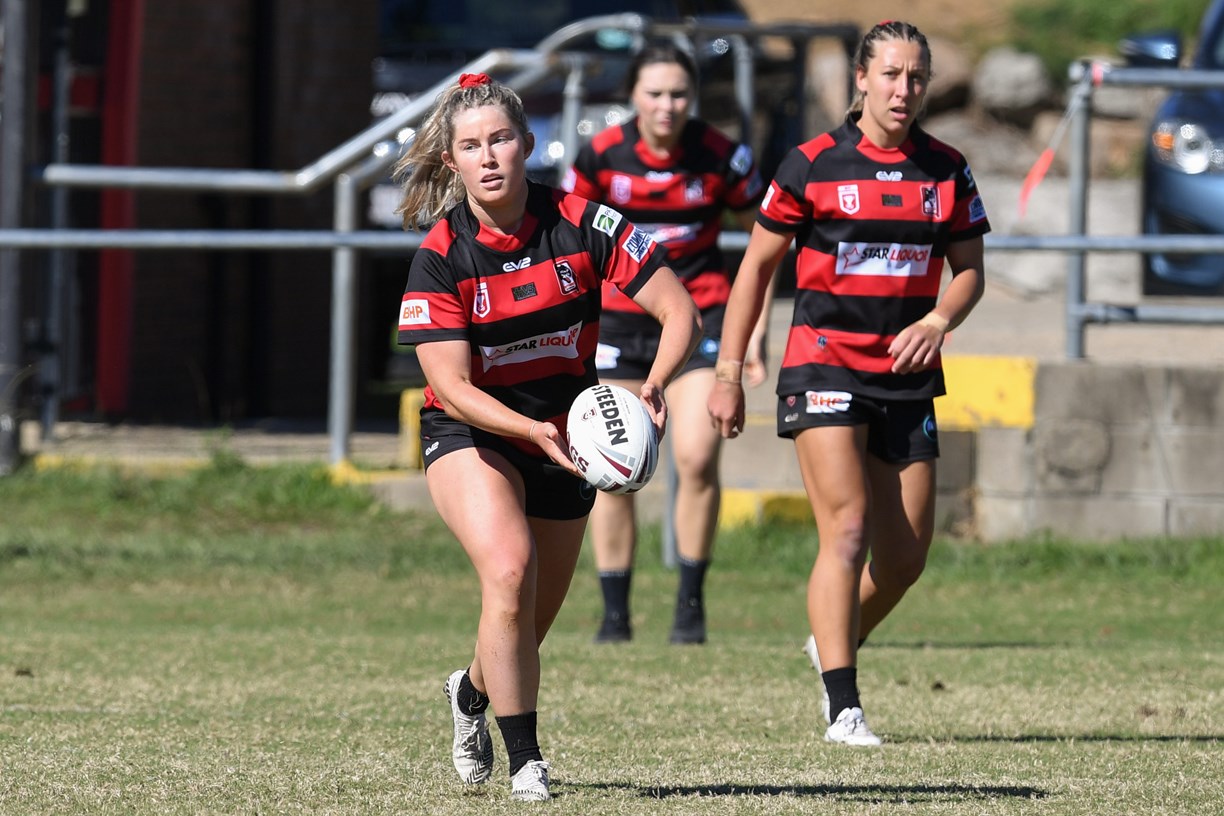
[1152,120,1224,174]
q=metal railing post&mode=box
[729,34,754,144]
[329,174,358,465]
[0,0,30,475]
[1065,66,1094,359]
[558,55,588,180]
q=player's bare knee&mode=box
[873,550,928,591]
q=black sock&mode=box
[676,557,709,605]
[456,669,489,716]
[598,570,632,621]
[822,666,862,722]
[497,711,542,777]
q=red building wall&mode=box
[121,1,377,420]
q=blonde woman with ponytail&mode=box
[395,73,699,800]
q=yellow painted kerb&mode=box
[938,355,1035,431]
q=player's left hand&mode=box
[639,382,668,441]
[888,320,945,374]
[743,345,769,389]
[532,421,582,478]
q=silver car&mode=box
[1123,1,1224,295]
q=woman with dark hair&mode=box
[395,73,699,799]
[564,43,771,645]
[709,21,990,745]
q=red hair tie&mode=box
[459,73,492,88]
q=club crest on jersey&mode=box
[685,179,704,203]
[593,205,622,237]
[611,175,632,204]
[837,184,860,215]
[473,281,491,318]
[921,184,941,218]
[555,259,578,295]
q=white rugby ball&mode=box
[567,383,659,495]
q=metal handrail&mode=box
[1059,60,1224,355]
[5,230,1224,253]
[37,48,542,194]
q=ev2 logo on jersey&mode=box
[503,257,532,272]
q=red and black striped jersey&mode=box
[563,118,762,333]
[397,182,667,454]
[759,117,991,401]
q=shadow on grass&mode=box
[577,782,1048,801]
[872,640,1054,649]
[888,734,1223,744]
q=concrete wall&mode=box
[643,358,1224,542]
[975,362,1224,541]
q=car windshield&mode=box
[380,0,746,55]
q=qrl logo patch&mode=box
[838,184,860,215]
[473,281,491,318]
[611,175,632,204]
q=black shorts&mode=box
[776,391,939,464]
[595,305,724,380]
[420,410,597,520]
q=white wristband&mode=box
[917,311,950,332]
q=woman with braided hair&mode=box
[395,73,699,798]
[709,21,990,745]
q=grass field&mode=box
[1,460,1221,814]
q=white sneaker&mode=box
[443,669,494,784]
[825,706,883,747]
[510,759,551,801]
[802,635,831,724]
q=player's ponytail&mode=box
[846,20,931,117]
[394,77,531,229]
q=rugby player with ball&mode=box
[394,74,698,801]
